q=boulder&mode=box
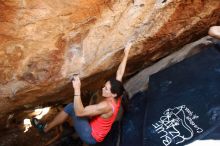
[0,0,220,117]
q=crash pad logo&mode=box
[152,105,203,146]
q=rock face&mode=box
[0,0,220,117]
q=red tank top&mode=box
[89,97,121,142]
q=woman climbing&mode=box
[31,41,133,145]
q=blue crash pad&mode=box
[143,46,220,146]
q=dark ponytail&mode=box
[109,78,129,112]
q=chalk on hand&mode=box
[69,74,79,81]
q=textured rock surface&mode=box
[0,0,220,117]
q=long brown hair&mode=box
[109,78,129,111]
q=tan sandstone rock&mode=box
[0,0,220,118]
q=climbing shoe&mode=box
[31,117,46,134]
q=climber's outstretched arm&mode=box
[116,41,132,82]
